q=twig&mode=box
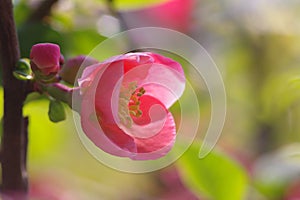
[41,83,81,112]
[27,0,59,23]
[106,0,138,52]
[106,0,128,32]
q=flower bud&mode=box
[30,43,61,76]
[59,55,98,85]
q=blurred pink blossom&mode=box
[122,0,194,33]
[158,167,200,200]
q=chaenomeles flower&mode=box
[78,52,185,160]
[30,43,62,76]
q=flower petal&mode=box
[148,52,185,79]
[80,64,137,156]
[81,96,136,157]
[133,111,176,160]
[126,95,176,160]
[94,61,124,124]
[121,53,185,108]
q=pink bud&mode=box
[30,43,61,75]
[59,55,98,84]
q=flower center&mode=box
[128,87,145,117]
[118,82,145,128]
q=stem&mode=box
[0,0,30,198]
[42,83,81,112]
[106,0,137,51]
[250,36,274,155]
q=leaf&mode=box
[48,99,66,123]
[176,142,249,200]
[261,71,300,122]
[13,70,33,81]
[63,29,106,56]
[13,58,33,80]
[113,0,168,10]
[18,22,64,57]
[13,0,31,25]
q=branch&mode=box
[0,0,29,198]
[27,0,59,23]
[41,83,81,112]
[106,0,129,31]
[106,0,138,51]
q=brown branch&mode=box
[0,0,29,198]
[106,0,129,32]
[106,0,138,52]
[27,0,58,23]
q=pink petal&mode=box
[123,53,154,74]
[120,95,168,138]
[80,63,137,156]
[122,53,185,108]
[94,60,124,124]
[133,111,176,160]
[147,52,185,79]
[81,98,136,156]
[130,95,176,160]
[77,63,101,89]
[78,55,124,88]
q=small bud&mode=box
[30,43,61,76]
[59,55,98,85]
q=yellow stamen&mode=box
[118,83,146,128]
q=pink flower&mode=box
[30,43,61,75]
[78,52,185,160]
[59,55,98,84]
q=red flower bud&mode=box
[30,43,61,76]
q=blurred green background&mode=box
[1,0,300,199]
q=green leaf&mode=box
[13,0,31,25]
[64,29,106,56]
[18,22,64,57]
[176,142,249,200]
[48,99,66,123]
[13,70,33,81]
[261,70,300,122]
[113,0,168,10]
[13,58,33,80]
